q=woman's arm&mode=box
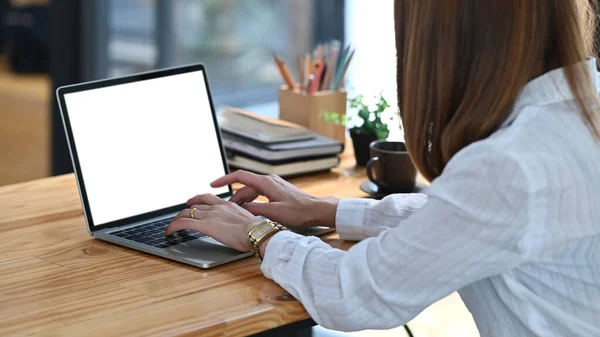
[208,170,429,240]
[334,193,428,241]
[260,147,530,331]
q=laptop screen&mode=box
[63,70,229,227]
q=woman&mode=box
[167,1,600,336]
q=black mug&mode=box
[366,141,417,193]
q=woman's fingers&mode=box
[211,170,258,187]
[210,170,273,195]
[186,193,228,206]
[173,205,211,221]
[230,186,260,205]
[166,205,254,252]
[166,218,211,236]
[244,201,279,219]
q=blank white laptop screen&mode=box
[63,71,229,226]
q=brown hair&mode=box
[395,0,600,182]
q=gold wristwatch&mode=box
[247,219,288,261]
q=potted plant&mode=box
[348,93,392,166]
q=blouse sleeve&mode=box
[261,145,530,331]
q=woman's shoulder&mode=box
[446,101,600,196]
[430,104,600,259]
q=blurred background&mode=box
[0,0,397,187]
[0,2,484,335]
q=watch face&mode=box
[253,223,272,238]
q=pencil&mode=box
[297,55,304,91]
[308,62,325,94]
[304,54,311,91]
[312,44,322,61]
[334,48,355,91]
[331,46,351,90]
[318,63,328,91]
[322,40,340,91]
[273,53,297,89]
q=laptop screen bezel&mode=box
[56,63,233,233]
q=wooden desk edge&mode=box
[0,161,369,336]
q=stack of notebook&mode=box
[218,107,344,177]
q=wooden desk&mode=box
[0,148,377,336]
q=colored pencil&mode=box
[304,54,311,91]
[333,48,355,90]
[322,40,340,91]
[308,62,326,93]
[273,53,297,89]
[297,55,304,91]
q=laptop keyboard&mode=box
[110,218,205,249]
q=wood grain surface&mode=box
[0,146,397,336]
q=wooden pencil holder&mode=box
[279,88,347,144]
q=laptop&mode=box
[56,64,330,269]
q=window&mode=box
[90,0,344,109]
[50,0,343,175]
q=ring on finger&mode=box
[190,207,198,219]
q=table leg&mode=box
[249,319,415,337]
[248,318,317,337]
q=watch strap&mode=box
[247,220,288,261]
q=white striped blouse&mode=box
[261,58,600,337]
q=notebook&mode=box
[221,131,343,163]
[218,107,315,144]
[227,154,339,177]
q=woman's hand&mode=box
[165,194,262,252]
[207,170,340,228]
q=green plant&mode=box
[319,109,347,126]
[348,93,392,140]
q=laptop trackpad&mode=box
[167,237,241,258]
[165,227,332,262]
[169,226,332,255]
